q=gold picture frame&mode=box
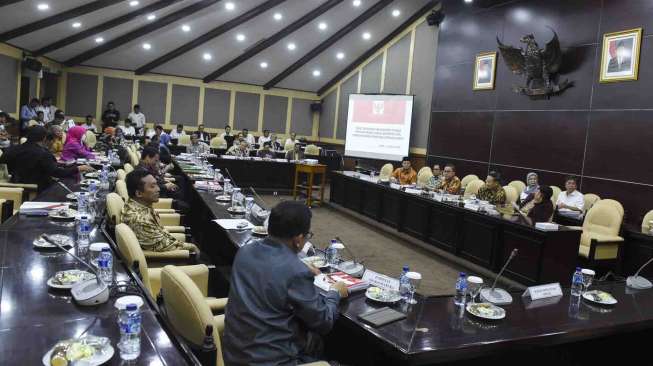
[473,52,497,90]
[599,28,642,83]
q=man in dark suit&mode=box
[607,40,632,73]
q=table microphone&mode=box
[249,186,269,210]
[334,236,365,277]
[627,257,653,289]
[43,234,110,306]
[480,249,518,305]
[224,168,238,188]
[57,181,75,194]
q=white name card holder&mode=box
[361,269,400,292]
[522,283,563,303]
[464,203,480,212]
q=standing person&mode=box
[20,98,39,131]
[101,102,120,129]
[127,104,145,135]
[391,157,417,185]
[38,97,57,123]
[222,201,347,365]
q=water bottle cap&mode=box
[459,272,466,277]
[81,215,88,219]
[126,304,137,311]
[575,267,581,271]
[403,265,409,271]
[101,247,110,252]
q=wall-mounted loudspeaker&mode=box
[426,9,445,26]
[22,57,43,73]
[310,102,322,113]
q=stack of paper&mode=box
[314,272,369,292]
[213,219,254,230]
[19,202,67,215]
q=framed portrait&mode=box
[600,28,642,83]
[473,52,497,90]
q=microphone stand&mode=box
[249,186,269,210]
[43,234,103,286]
[627,257,653,289]
[57,181,75,195]
[480,249,518,305]
[334,236,365,277]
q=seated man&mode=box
[515,185,554,226]
[0,126,93,192]
[285,142,304,161]
[227,139,250,157]
[154,125,171,146]
[137,146,183,200]
[0,112,12,148]
[169,124,186,140]
[187,132,210,155]
[258,129,272,145]
[83,115,98,133]
[439,164,461,194]
[426,163,443,190]
[257,141,275,159]
[477,170,507,205]
[391,157,417,185]
[120,119,136,137]
[223,201,348,365]
[556,176,584,214]
[196,124,210,142]
[122,170,198,254]
[242,128,256,145]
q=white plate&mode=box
[42,343,114,366]
[47,270,96,289]
[251,226,268,236]
[49,209,78,221]
[33,234,73,248]
[66,192,82,201]
[582,290,617,305]
[365,287,403,303]
[227,207,246,214]
[216,195,231,202]
[80,179,100,186]
[302,255,329,269]
[84,172,99,179]
[466,302,506,320]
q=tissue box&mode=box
[304,159,318,165]
[535,222,559,231]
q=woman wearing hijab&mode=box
[520,172,539,203]
[47,125,64,158]
[61,126,95,161]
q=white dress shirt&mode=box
[146,128,156,138]
[285,138,299,146]
[258,135,271,145]
[37,105,57,123]
[169,129,186,139]
[120,125,136,136]
[63,119,76,131]
[556,190,584,212]
[244,134,256,145]
[128,112,146,129]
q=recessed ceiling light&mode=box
[287,42,296,51]
[362,32,371,40]
[147,14,156,20]
[95,37,104,43]
[336,52,345,60]
[273,12,282,21]
[203,53,212,61]
[353,0,361,7]
[312,69,321,77]
[142,43,151,50]
[225,2,235,10]
[72,22,82,28]
[181,24,191,32]
[318,22,327,31]
[236,33,246,42]
[465,0,473,3]
[392,9,401,17]
[260,62,268,69]
[36,3,49,11]
[129,0,139,6]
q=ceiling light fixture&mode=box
[236,33,246,42]
[392,9,401,17]
[225,2,235,10]
[287,42,296,51]
[203,53,213,61]
[147,14,156,20]
[273,12,282,21]
[37,3,49,11]
[260,62,268,69]
[465,0,473,3]
[95,37,104,43]
[72,22,82,28]
[318,22,327,30]
[313,70,321,77]
[362,32,371,40]
[353,0,361,7]
[129,0,139,7]
[181,24,191,32]
[336,52,345,60]
[142,43,152,50]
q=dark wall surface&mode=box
[429,0,653,224]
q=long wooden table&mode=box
[0,181,198,365]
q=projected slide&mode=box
[344,94,414,161]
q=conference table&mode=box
[176,160,653,365]
[0,180,198,365]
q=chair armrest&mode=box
[206,297,228,312]
[159,213,181,226]
[154,208,177,214]
[163,225,185,233]
[153,198,174,210]
[142,250,190,260]
[171,233,186,242]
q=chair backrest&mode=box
[304,144,320,156]
[84,130,97,148]
[379,163,394,180]
[463,179,484,198]
[115,180,129,201]
[106,192,125,225]
[0,187,23,213]
[178,134,191,146]
[461,174,479,189]
[129,151,139,166]
[115,223,153,296]
[582,203,623,238]
[123,163,134,174]
[416,168,433,188]
[284,141,295,152]
[210,136,226,148]
[595,199,624,218]
[161,266,224,366]
[27,120,38,127]
[503,185,518,205]
[642,209,653,233]
[508,181,526,197]
[19,137,26,144]
[583,193,601,213]
[116,169,126,181]
[550,185,561,203]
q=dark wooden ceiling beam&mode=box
[0,0,25,8]
[34,0,182,57]
[202,0,344,83]
[263,0,394,90]
[0,0,124,42]
[136,0,288,75]
[64,0,220,67]
[317,0,439,95]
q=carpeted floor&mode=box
[262,195,467,296]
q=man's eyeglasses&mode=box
[305,232,314,240]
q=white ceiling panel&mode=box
[0,0,91,33]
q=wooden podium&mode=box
[293,163,327,206]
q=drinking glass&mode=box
[406,271,422,305]
[581,268,595,293]
[467,276,484,304]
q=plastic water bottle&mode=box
[77,192,88,215]
[571,267,583,296]
[399,265,411,301]
[77,215,91,249]
[370,171,375,182]
[118,303,141,360]
[100,165,110,191]
[454,272,467,306]
[326,239,338,267]
[98,247,113,284]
